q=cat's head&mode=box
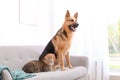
[42,53,55,66]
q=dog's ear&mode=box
[65,10,70,19]
[74,12,78,19]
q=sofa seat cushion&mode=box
[25,66,87,80]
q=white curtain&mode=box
[53,0,110,80]
[82,15,109,80]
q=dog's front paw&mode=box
[68,64,73,69]
[61,68,66,71]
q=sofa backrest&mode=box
[0,46,44,70]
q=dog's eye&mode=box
[70,19,74,22]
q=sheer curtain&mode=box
[53,0,109,80]
[81,15,109,80]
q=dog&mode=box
[39,10,79,71]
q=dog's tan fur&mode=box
[39,10,78,71]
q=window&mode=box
[108,19,120,71]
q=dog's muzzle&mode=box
[69,23,79,32]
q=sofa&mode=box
[0,46,88,80]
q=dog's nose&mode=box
[75,23,79,27]
[76,23,79,26]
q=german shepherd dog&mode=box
[39,10,79,71]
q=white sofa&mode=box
[0,46,88,80]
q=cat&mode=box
[22,53,56,73]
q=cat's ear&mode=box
[42,57,47,62]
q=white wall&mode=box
[0,0,52,46]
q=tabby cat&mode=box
[22,53,56,73]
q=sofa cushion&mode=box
[25,66,87,80]
[0,46,43,70]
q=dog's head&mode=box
[63,10,79,32]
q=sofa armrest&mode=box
[1,70,13,80]
[70,56,89,69]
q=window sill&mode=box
[110,75,120,80]
[110,70,120,76]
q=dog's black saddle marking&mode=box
[39,40,57,60]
